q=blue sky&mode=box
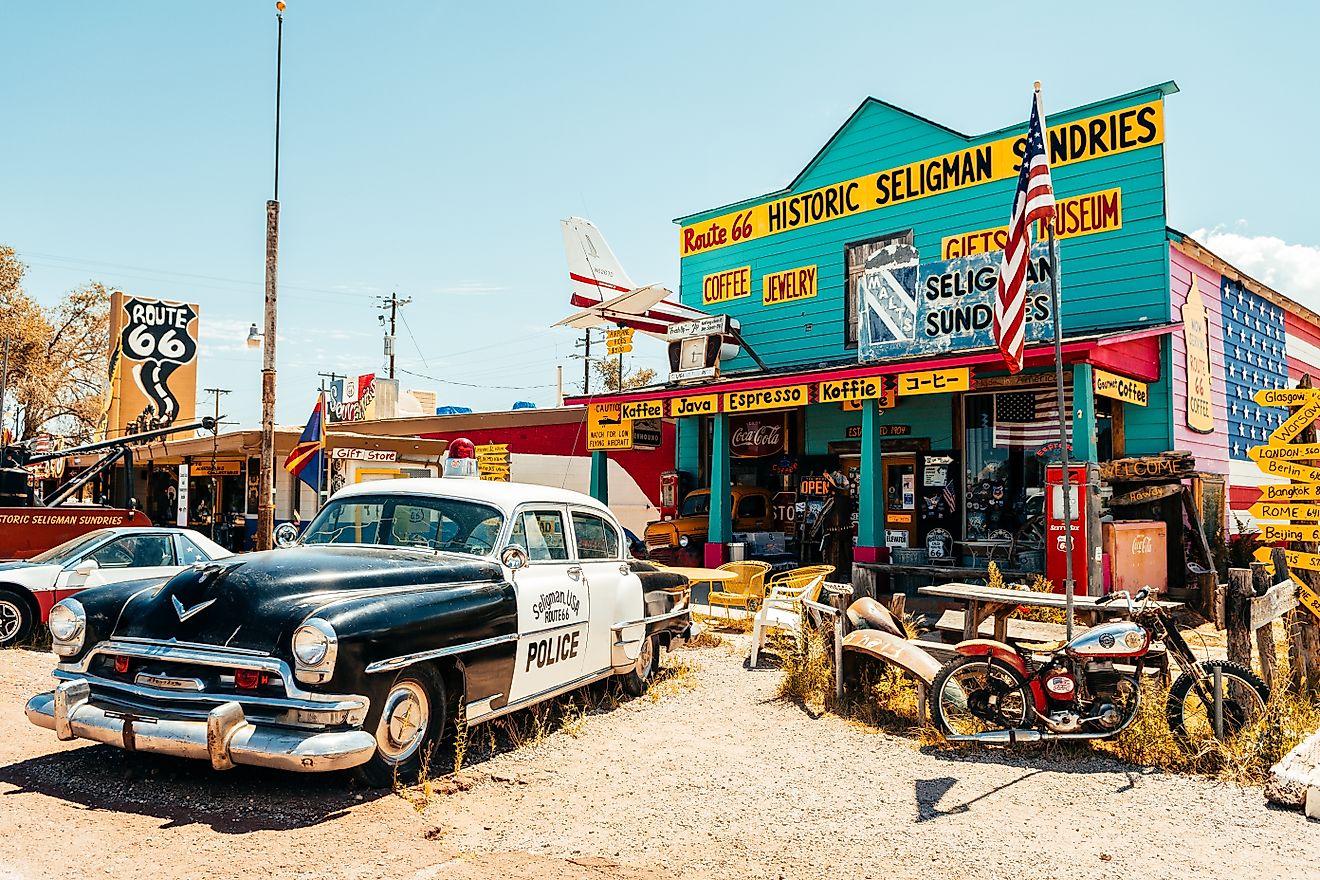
[4,1,1318,429]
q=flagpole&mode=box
[1037,81,1078,641]
[315,389,324,510]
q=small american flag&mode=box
[942,481,957,512]
[995,90,1057,373]
[994,387,1072,448]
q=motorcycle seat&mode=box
[1018,639,1067,653]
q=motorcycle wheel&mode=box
[1166,660,1268,745]
[929,655,1036,739]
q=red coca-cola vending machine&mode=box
[1044,463,1103,597]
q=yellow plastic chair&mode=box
[749,571,829,666]
[707,561,773,618]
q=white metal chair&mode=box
[749,573,826,667]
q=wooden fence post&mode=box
[1227,568,1253,670]
[1250,561,1278,691]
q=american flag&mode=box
[994,387,1073,448]
[995,91,1057,374]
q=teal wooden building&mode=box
[571,81,1317,593]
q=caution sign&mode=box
[587,404,632,451]
[475,443,511,482]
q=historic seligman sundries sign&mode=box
[857,242,1054,361]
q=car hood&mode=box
[646,516,707,536]
[112,545,504,654]
[0,560,60,587]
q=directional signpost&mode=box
[1249,382,1320,631]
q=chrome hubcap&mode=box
[636,636,654,679]
[0,600,22,642]
[376,680,430,764]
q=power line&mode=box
[398,368,554,391]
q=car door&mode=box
[505,506,590,703]
[55,532,179,599]
[568,507,634,675]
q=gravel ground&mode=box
[0,638,1315,880]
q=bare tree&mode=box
[0,246,110,443]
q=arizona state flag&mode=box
[283,393,326,491]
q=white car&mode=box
[26,443,693,786]
[0,527,231,647]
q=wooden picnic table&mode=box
[918,582,1182,643]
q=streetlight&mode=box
[255,1,286,551]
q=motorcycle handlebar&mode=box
[1096,591,1123,606]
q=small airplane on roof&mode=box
[554,218,765,369]
[554,217,711,337]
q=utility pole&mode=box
[316,372,344,505]
[377,293,412,380]
[204,387,231,541]
[573,328,597,395]
[256,1,286,551]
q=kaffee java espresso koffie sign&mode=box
[857,242,1054,362]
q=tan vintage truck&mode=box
[643,486,777,565]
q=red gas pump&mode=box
[1044,464,1101,597]
[659,470,688,520]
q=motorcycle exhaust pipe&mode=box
[947,729,1119,743]
[946,729,1042,744]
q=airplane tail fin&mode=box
[561,217,637,306]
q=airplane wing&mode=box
[553,284,674,331]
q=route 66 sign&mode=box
[108,292,201,435]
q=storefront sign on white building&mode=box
[330,448,398,462]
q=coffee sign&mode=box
[730,414,786,458]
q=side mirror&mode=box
[500,544,529,572]
[74,559,99,576]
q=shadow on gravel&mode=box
[0,743,384,832]
[915,771,1046,820]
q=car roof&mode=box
[331,477,614,517]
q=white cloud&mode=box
[1190,227,1320,306]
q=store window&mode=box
[844,229,915,348]
[963,387,1070,542]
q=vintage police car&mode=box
[26,441,692,786]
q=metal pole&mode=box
[256,7,284,551]
[0,336,9,459]
[1048,216,1077,640]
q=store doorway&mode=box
[883,454,917,552]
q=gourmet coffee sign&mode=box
[730,413,786,458]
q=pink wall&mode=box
[1169,246,1229,476]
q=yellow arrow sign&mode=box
[1254,387,1320,407]
[1261,523,1320,543]
[1300,583,1320,622]
[1255,457,1320,483]
[1248,502,1320,521]
[1254,546,1320,573]
[1257,483,1320,502]
[1270,396,1320,444]
[1249,443,1320,461]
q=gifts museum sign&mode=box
[680,100,1162,258]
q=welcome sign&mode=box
[857,242,1055,362]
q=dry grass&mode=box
[683,627,724,649]
[776,624,835,714]
[643,657,700,703]
[696,609,753,634]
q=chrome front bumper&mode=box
[26,680,378,773]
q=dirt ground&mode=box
[1,637,1315,880]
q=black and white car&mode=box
[0,527,230,648]
[26,444,693,785]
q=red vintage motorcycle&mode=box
[928,588,1270,745]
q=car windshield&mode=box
[679,493,711,517]
[300,494,504,557]
[29,530,112,564]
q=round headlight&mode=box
[292,624,330,665]
[48,599,85,642]
[679,535,690,548]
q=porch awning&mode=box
[565,324,1173,407]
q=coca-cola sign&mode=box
[730,414,786,458]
